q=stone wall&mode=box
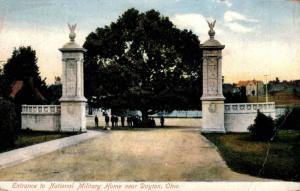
[21,105,61,131]
[224,102,276,132]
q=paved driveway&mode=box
[0,127,264,181]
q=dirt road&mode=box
[0,127,263,181]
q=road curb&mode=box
[0,130,102,170]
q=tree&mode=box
[2,46,48,130]
[83,8,202,121]
[248,110,275,141]
[3,46,47,104]
[47,84,62,105]
[276,107,300,130]
[0,99,17,150]
[240,86,248,102]
[292,88,300,98]
[224,86,248,103]
[0,70,7,98]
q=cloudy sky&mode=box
[0,0,300,84]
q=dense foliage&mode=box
[83,8,202,118]
[224,86,248,103]
[248,110,275,141]
[276,107,300,130]
[0,99,17,150]
[2,46,47,104]
[1,46,49,130]
[47,84,62,104]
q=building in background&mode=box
[237,80,264,96]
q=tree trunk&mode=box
[141,109,149,128]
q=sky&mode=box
[0,0,300,84]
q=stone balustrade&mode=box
[22,105,61,114]
[224,102,275,114]
[224,102,276,132]
[21,105,61,131]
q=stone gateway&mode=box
[21,22,276,133]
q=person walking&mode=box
[94,115,99,128]
[160,116,164,127]
[121,116,125,127]
[115,116,119,127]
[127,116,131,127]
[111,115,115,128]
[105,115,109,127]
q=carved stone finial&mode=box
[68,23,77,42]
[207,20,216,39]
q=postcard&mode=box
[0,1,300,191]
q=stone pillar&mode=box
[59,24,87,132]
[200,21,226,133]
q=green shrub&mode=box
[0,99,17,150]
[248,110,275,141]
[276,107,300,130]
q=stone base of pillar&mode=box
[60,101,86,132]
[201,100,226,133]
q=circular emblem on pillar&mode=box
[208,103,216,113]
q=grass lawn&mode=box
[0,130,77,153]
[203,130,300,181]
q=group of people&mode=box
[94,115,165,129]
[107,115,119,127]
[94,115,125,128]
[126,116,142,127]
